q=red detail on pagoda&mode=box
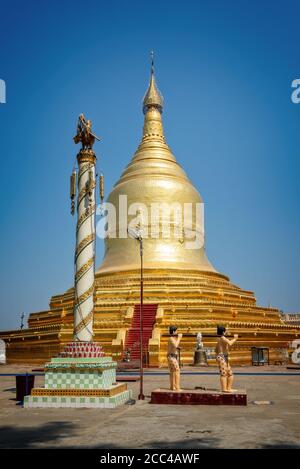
[124,304,157,361]
[60,342,104,358]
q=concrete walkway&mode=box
[0,364,299,449]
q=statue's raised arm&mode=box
[73,113,100,150]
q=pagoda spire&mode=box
[143,51,164,114]
[140,53,167,146]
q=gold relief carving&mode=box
[78,161,92,173]
[74,310,93,334]
[143,122,163,136]
[75,258,94,283]
[78,163,93,183]
[77,180,96,207]
[76,204,95,232]
[75,234,95,260]
[75,285,94,307]
[77,152,96,165]
[143,134,164,140]
[31,384,126,397]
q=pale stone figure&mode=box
[196,332,203,350]
[194,331,208,366]
[215,325,238,393]
[167,326,182,391]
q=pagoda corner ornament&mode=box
[72,114,100,342]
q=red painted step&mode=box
[124,304,158,361]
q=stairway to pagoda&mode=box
[124,304,158,363]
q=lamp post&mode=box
[128,227,145,400]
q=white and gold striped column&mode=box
[74,149,96,342]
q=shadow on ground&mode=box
[260,441,300,449]
[90,437,220,449]
[0,422,77,448]
[0,421,220,449]
[0,422,299,449]
[138,437,220,449]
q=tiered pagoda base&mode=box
[150,388,247,406]
[2,270,300,366]
[24,342,132,408]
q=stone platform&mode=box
[24,342,132,408]
[24,385,131,408]
[150,388,247,406]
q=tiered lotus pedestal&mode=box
[150,389,247,406]
[24,342,132,408]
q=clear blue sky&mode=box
[0,0,299,330]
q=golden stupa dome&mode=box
[97,61,217,275]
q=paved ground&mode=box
[0,364,299,449]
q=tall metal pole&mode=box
[138,238,145,400]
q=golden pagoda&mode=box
[1,62,299,365]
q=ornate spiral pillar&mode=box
[74,148,96,342]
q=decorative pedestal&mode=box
[24,342,132,408]
[150,388,247,406]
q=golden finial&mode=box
[143,51,164,114]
